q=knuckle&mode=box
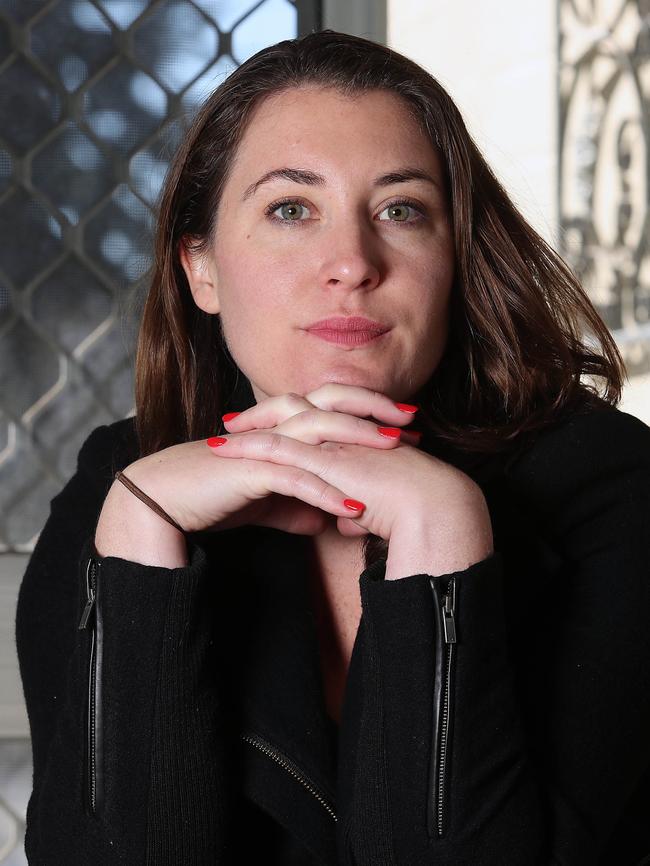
[354,415,367,435]
[320,440,342,453]
[317,444,340,476]
[308,474,330,505]
[306,383,340,405]
[284,392,307,409]
[305,384,329,400]
[290,467,315,496]
[265,432,285,455]
[316,383,337,398]
[303,407,322,427]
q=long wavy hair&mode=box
[132,29,625,565]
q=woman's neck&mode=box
[310,519,366,566]
[307,522,365,725]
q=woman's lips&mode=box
[306,316,388,331]
[306,329,389,346]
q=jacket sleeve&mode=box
[337,407,650,866]
[15,424,230,865]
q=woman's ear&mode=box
[178,236,221,314]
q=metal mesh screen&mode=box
[0,0,320,552]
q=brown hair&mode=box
[133,29,625,555]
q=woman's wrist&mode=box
[385,487,493,580]
[94,477,189,568]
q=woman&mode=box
[16,29,650,866]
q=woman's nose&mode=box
[316,226,381,292]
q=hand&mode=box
[221,385,422,538]
[212,384,489,547]
[117,386,418,540]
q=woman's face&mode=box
[180,86,455,404]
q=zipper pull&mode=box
[441,578,457,644]
[78,558,97,630]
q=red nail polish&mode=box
[344,499,365,511]
[222,412,240,422]
[394,402,418,413]
[207,436,228,447]
[377,427,401,439]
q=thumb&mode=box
[336,516,370,538]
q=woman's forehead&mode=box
[229,87,442,188]
[241,86,426,144]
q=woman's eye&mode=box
[269,201,312,221]
[377,201,423,223]
[264,198,424,225]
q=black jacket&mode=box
[15,402,650,865]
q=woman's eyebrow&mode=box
[241,166,440,200]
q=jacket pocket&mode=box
[427,575,457,839]
[78,556,104,817]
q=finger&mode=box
[305,383,418,425]
[227,411,420,449]
[236,455,367,521]
[336,517,370,538]
[223,384,418,431]
[210,430,385,484]
[209,432,339,482]
[222,392,314,432]
[268,408,405,449]
[226,402,416,449]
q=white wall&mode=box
[387,0,649,425]
[619,373,650,424]
[388,0,558,245]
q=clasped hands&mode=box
[210,384,494,578]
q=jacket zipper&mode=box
[429,575,457,838]
[241,732,337,822]
[78,556,100,817]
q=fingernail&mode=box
[207,436,228,447]
[344,499,365,511]
[222,412,241,422]
[377,426,401,439]
[394,402,418,413]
